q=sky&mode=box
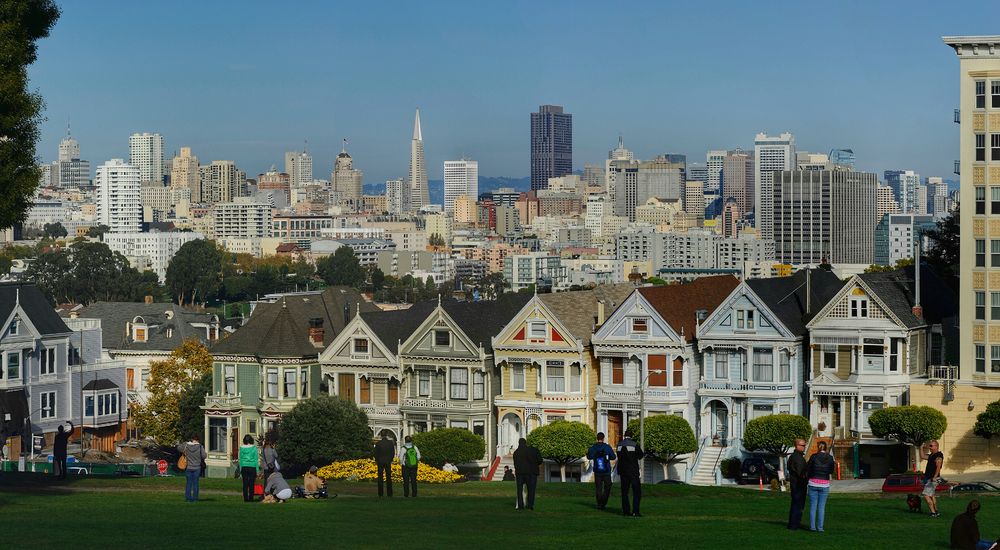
[27,0,1000,184]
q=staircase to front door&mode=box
[689,445,724,486]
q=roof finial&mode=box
[15,287,19,307]
[437,293,442,307]
[356,302,360,315]
[342,138,348,154]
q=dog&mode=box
[906,493,922,512]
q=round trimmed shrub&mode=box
[411,428,485,468]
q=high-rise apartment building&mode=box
[773,169,878,265]
[884,170,921,213]
[285,150,313,188]
[53,127,90,188]
[409,109,429,210]
[386,178,410,215]
[332,146,364,210]
[873,214,936,267]
[170,147,200,200]
[128,132,165,184]
[914,184,930,215]
[213,197,273,239]
[530,105,572,191]
[721,198,740,238]
[443,159,478,214]
[200,161,245,204]
[706,150,727,193]
[684,180,705,226]
[876,184,901,221]
[926,176,950,218]
[722,151,754,217]
[96,159,141,233]
[754,132,796,240]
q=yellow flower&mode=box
[317,458,462,483]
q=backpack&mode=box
[404,446,419,467]
[593,446,610,474]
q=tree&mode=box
[24,241,145,304]
[0,1,60,230]
[974,400,1000,440]
[176,373,212,441]
[478,272,507,301]
[132,339,214,446]
[316,246,364,288]
[277,395,372,475]
[864,258,914,274]
[43,222,67,238]
[411,428,485,468]
[626,415,697,480]
[86,224,111,240]
[869,405,947,471]
[428,233,445,247]
[369,266,385,292]
[743,414,812,484]
[166,239,223,306]
[925,207,959,280]
[526,420,594,482]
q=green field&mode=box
[0,474,992,549]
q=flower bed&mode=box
[316,459,462,484]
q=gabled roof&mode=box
[638,276,740,342]
[361,301,438,355]
[0,283,70,336]
[440,293,533,352]
[62,302,216,351]
[857,268,955,329]
[211,286,378,358]
[538,283,636,346]
[747,269,845,335]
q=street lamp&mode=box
[639,368,665,482]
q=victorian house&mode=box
[592,275,739,482]
[203,287,374,477]
[492,284,634,471]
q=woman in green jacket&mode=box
[239,435,260,502]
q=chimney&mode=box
[308,317,324,346]
[144,295,154,305]
[596,300,606,327]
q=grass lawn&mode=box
[0,473,993,549]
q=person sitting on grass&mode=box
[950,500,997,550]
[263,470,292,503]
[303,466,326,498]
[502,466,515,481]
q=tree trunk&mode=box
[661,462,669,481]
[560,464,566,482]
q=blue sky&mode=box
[28,0,1000,183]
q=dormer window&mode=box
[354,338,369,354]
[736,309,755,330]
[850,297,869,318]
[132,317,147,342]
[7,318,18,336]
[631,318,648,334]
[434,330,450,347]
[528,321,547,340]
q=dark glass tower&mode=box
[530,105,572,191]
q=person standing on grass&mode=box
[513,437,543,510]
[374,433,396,497]
[616,429,644,518]
[787,438,808,530]
[400,435,421,498]
[53,420,74,480]
[239,434,259,502]
[177,435,207,502]
[806,441,834,532]
[261,435,279,479]
[586,432,616,510]
[923,440,945,518]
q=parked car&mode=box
[951,482,1000,493]
[739,456,780,485]
[881,473,951,493]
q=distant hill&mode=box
[362,176,531,205]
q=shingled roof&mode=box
[639,276,741,342]
[62,302,216,351]
[361,301,438,355]
[441,293,533,352]
[0,283,70,336]
[747,269,845,335]
[539,283,636,346]
[858,268,955,329]
[211,286,377,358]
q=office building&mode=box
[877,184,901,221]
[927,176,950,218]
[444,159,478,213]
[873,214,936,266]
[409,109,429,210]
[530,105,573,191]
[129,132,165,184]
[104,231,205,282]
[96,159,142,233]
[170,147,200,199]
[721,198,740,238]
[285,150,313,188]
[829,148,856,169]
[583,164,605,190]
[722,151,754,217]
[638,155,684,202]
[754,132,796,240]
[706,150,727,193]
[684,180,705,226]
[884,170,921,213]
[332,146,363,210]
[53,127,90,188]
[258,167,290,206]
[687,163,708,184]
[491,188,519,209]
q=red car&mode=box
[881,474,951,493]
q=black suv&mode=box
[739,456,780,484]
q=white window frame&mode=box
[418,371,431,396]
[850,297,869,318]
[510,364,525,392]
[631,317,648,334]
[40,391,56,419]
[569,364,581,393]
[266,368,278,398]
[224,364,236,395]
[283,369,297,398]
[450,368,469,400]
[546,361,565,393]
[8,318,18,336]
[472,371,485,400]
[40,347,56,376]
[528,321,547,339]
[822,346,838,371]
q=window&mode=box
[96,392,118,416]
[528,321,546,339]
[6,352,19,380]
[753,348,774,382]
[41,391,56,419]
[779,351,790,382]
[977,80,987,108]
[631,318,648,334]
[300,367,309,398]
[418,371,430,396]
[569,364,581,393]
[6,318,18,336]
[510,364,525,391]
[141,369,149,390]
[861,396,884,431]
[283,370,296,398]
[977,345,986,373]
[473,371,485,400]
[611,357,624,384]
[993,293,1000,321]
[672,358,684,387]
[648,355,667,387]
[977,134,986,162]
[387,380,399,404]
[208,418,227,453]
[850,298,868,318]
[450,420,468,430]
[248,420,257,435]
[714,351,728,379]
[992,134,1000,161]
[127,368,135,390]
[822,346,837,370]
[977,292,986,320]
[889,338,899,372]
[546,361,565,392]
[473,421,485,438]
[338,373,354,400]
[85,395,94,417]
[434,330,450,347]
[993,346,1000,374]
[450,368,468,399]
[266,369,278,398]
[736,309,755,330]
[977,187,986,215]
[359,376,371,403]
[224,365,236,395]
[353,338,369,354]
[993,80,1000,108]
[40,347,55,375]
[978,239,987,267]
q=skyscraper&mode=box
[59,126,79,162]
[408,109,429,210]
[443,159,478,213]
[530,105,572,191]
[96,159,141,233]
[722,151,754,217]
[386,178,410,215]
[884,169,921,213]
[199,161,245,204]
[829,148,856,170]
[684,180,705,226]
[332,143,364,210]
[53,126,90,188]
[258,167,290,205]
[876,184,900,222]
[128,132,165,184]
[171,147,200,200]
[706,150,727,193]
[721,198,740,238]
[285,150,313,188]
[754,132,796,240]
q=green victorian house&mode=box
[202,287,376,477]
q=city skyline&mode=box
[28,1,1000,184]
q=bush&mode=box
[411,428,485,468]
[316,458,461,483]
[720,457,741,480]
[527,420,595,482]
[626,415,697,463]
[869,405,947,472]
[974,400,1000,439]
[277,396,372,476]
[744,414,812,458]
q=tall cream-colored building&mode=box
[171,147,201,200]
[332,147,363,210]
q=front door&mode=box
[338,373,355,402]
[230,426,239,460]
[500,413,521,456]
[607,410,623,446]
[712,402,728,443]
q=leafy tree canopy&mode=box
[166,239,223,306]
[526,420,594,465]
[316,246,364,288]
[743,414,812,457]
[868,405,947,447]
[626,414,697,464]
[277,395,372,475]
[24,241,152,304]
[411,428,485,468]
[925,207,959,280]
[42,221,67,238]
[176,373,212,441]
[974,400,1000,439]
[132,339,214,446]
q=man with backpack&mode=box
[399,435,421,497]
[587,432,616,510]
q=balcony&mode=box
[955,160,961,175]
[401,398,487,410]
[360,405,402,418]
[955,108,961,124]
[698,380,794,395]
[204,394,242,410]
[927,365,957,381]
[595,386,684,402]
